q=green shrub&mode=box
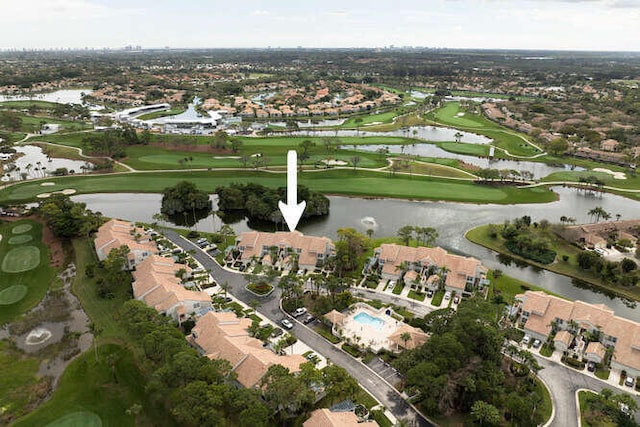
[342,343,362,358]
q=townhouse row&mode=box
[517,290,640,377]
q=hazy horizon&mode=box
[1,0,639,52]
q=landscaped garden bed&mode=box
[246,282,274,296]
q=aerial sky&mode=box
[1,0,639,52]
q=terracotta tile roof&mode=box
[585,341,607,359]
[388,325,429,350]
[554,330,573,347]
[132,255,210,317]
[303,408,378,427]
[236,231,334,269]
[94,219,157,262]
[376,243,486,290]
[191,311,306,388]
[519,291,640,372]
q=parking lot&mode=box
[366,357,404,388]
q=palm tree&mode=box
[454,131,463,143]
[350,156,360,171]
[400,332,412,349]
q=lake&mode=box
[0,89,92,105]
[72,187,640,320]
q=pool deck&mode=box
[338,304,403,353]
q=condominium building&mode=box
[94,219,157,268]
[373,243,489,294]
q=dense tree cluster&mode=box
[576,250,639,287]
[38,194,103,238]
[82,125,149,158]
[215,182,329,224]
[120,300,270,427]
[120,300,361,426]
[394,298,547,425]
[499,216,557,264]
[161,181,212,217]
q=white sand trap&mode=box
[251,153,262,157]
[40,182,56,186]
[61,189,76,195]
[593,168,626,180]
[36,193,51,198]
[457,112,466,117]
[322,159,348,166]
[214,156,240,159]
[364,122,382,126]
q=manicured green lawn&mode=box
[0,340,43,424]
[0,169,558,205]
[431,290,445,307]
[426,102,541,157]
[438,141,490,157]
[543,169,640,190]
[342,110,399,128]
[17,114,92,133]
[0,100,62,109]
[466,224,640,301]
[407,290,426,301]
[0,220,54,324]
[398,160,475,179]
[12,343,148,427]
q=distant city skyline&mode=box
[1,0,639,52]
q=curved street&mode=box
[163,229,435,427]
[164,229,640,427]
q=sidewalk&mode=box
[528,344,639,396]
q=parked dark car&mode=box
[302,314,315,324]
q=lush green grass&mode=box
[489,271,562,303]
[466,224,640,301]
[438,141,490,157]
[0,169,558,206]
[29,142,88,162]
[431,290,445,307]
[392,282,404,295]
[578,390,617,427]
[16,114,92,133]
[70,238,129,340]
[0,340,43,424]
[595,367,610,380]
[342,111,399,128]
[2,246,41,273]
[0,100,62,109]
[390,160,475,179]
[0,285,28,304]
[426,102,541,157]
[12,343,148,427]
[0,220,54,325]
[535,377,553,425]
[543,169,640,191]
[407,290,426,301]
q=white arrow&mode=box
[278,150,306,232]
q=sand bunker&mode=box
[321,159,348,166]
[364,122,382,126]
[40,182,56,186]
[214,156,240,159]
[456,112,466,117]
[36,188,76,198]
[25,327,53,345]
[593,168,626,180]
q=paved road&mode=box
[163,229,435,427]
[534,354,640,426]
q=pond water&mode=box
[72,187,640,320]
[356,143,583,179]
[0,89,92,105]
[291,126,492,144]
[2,145,91,181]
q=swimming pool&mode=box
[353,311,385,331]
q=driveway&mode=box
[534,354,640,426]
[163,229,435,427]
